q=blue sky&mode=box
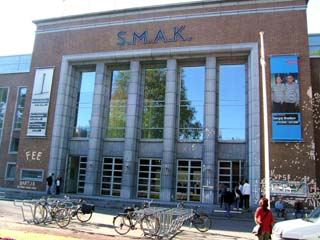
[0,0,319,56]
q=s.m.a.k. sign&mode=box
[117,25,192,46]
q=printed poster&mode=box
[270,55,301,141]
[27,68,54,137]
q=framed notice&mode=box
[270,55,301,141]
[27,68,54,137]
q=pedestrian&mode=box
[219,183,225,208]
[239,181,244,209]
[254,197,274,240]
[55,176,61,195]
[242,179,250,211]
[46,173,54,194]
[275,196,286,218]
[234,184,242,211]
[224,187,234,218]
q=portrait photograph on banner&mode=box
[270,55,302,141]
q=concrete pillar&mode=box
[121,60,141,198]
[161,59,177,201]
[84,63,109,195]
[202,56,217,204]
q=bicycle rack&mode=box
[13,200,37,224]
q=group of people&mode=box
[46,173,62,195]
[219,179,251,218]
[271,73,299,113]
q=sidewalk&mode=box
[0,199,257,240]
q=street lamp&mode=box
[259,31,271,202]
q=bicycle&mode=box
[113,200,160,236]
[66,197,95,223]
[33,198,71,228]
[177,202,212,232]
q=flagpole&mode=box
[259,31,270,202]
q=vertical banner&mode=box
[27,68,54,137]
[270,55,301,140]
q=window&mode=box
[5,162,16,180]
[73,72,95,137]
[10,87,27,153]
[106,70,129,138]
[0,88,8,145]
[0,54,31,74]
[101,157,123,196]
[20,169,44,182]
[178,66,204,141]
[141,67,166,139]
[176,159,202,202]
[218,160,243,192]
[77,157,87,193]
[218,64,246,141]
[137,158,161,199]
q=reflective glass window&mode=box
[73,72,95,138]
[0,54,31,74]
[141,67,166,139]
[106,70,129,138]
[0,88,8,145]
[179,66,204,141]
[218,64,246,141]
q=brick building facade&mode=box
[0,0,318,206]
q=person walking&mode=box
[224,187,234,218]
[254,197,274,240]
[242,179,250,211]
[46,173,54,194]
[234,184,242,211]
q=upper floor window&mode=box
[141,67,166,139]
[13,87,27,129]
[0,88,8,145]
[10,87,27,153]
[218,64,246,141]
[106,69,129,138]
[73,72,95,138]
[0,54,31,74]
[178,65,204,141]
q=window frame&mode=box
[5,162,16,180]
[177,63,205,142]
[20,168,44,182]
[217,60,247,142]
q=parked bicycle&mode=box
[176,202,212,232]
[65,197,95,223]
[33,198,71,228]
[113,200,160,236]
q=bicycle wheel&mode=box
[33,204,48,224]
[55,208,71,228]
[113,215,131,235]
[140,215,160,236]
[76,207,93,222]
[192,213,211,232]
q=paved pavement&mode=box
[0,199,260,240]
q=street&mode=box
[0,199,256,240]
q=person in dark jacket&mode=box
[46,173,54,194]
[224,187,235,218]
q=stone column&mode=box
[84,63,109,195]
[161,59,177,201]
[121,60,141,198]
[202,56,217,204]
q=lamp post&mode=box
[259,31,271,202]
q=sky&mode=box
[0,0,319,56]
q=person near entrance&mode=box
[46,173,54,194]
[242,179,250,211]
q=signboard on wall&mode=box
[27,68,54,137]
[270,55,302,141]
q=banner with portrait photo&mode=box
[270,55,301,141]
